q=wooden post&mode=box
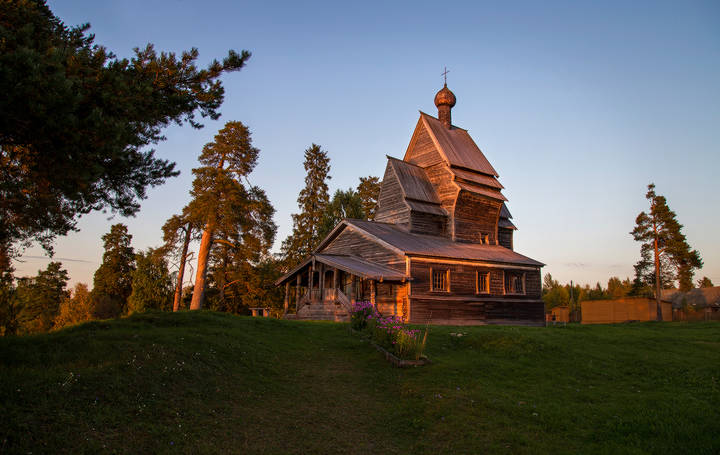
[319,263,325,301]
[332,267,338,289]
[350,276,357,304]
[308,264,314,302]
[370,279,376,307]
[284,282,290,315]
[296,274,301,312]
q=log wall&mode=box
[453,190,501,244]
[321,228,405,272]
[375,161,411,226]
[498,227,513,250]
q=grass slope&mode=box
[1,312,719,454]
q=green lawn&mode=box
[1,312,718,454]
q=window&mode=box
[476,271,490,294]
[430,268,449,292]
[504,271,525,294]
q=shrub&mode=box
[350,301,428,360]
[350,301,374,331]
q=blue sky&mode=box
[17,0,720,288]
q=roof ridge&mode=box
[386,155,425,169]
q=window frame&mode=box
[476,270,490,294]
[504,271,526,295]
[430,267,450,293]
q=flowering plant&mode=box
[350,301,428,360]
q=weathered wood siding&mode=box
[407,259,543,324]
[375,161,411,226]
[498,227,513,250]
[405,121,444,168]
[410,260,505,296]
[376,282,409,319]
[453,190,501,244]
[321,228,405,272]
[409,211,446,236]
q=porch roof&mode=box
[274,254,410,286]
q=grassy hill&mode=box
[1,312,719,454]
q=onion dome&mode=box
[434,84,456,108]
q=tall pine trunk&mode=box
[653,223,662,321]
[190,225,214,310]
[172,223,192,312]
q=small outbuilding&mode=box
[581,297,671,324]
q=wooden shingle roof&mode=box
[341,219,543,267]
[420,112,499,177]
[386,156,447,216]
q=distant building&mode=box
[546,306,570,324]
[581,297,672,324]
[276,84,544,325]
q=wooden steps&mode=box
[293,302,350,322]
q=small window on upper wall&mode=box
[476,271,490,294]
[504,271,525,294]
[431,268,450,292]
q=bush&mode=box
[350,301,427,360]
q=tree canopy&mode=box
[356,176,381,220]
[186,121,276,310]
[91,224,135,318]
[631,183,702,297]
[0,0,250,267]
[317,188,365,239]
[280,144,331,268]
[15,261,69,334]
[127,249,174,314]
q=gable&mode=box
[403,116,446,168]
[319,224,406,272]
[420,112,499,177]
[375,160,411,224]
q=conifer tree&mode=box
[187,121,275,310]
[280,144,331,268]
[127,249,174,313]
[697,277,714,288]
[317,188,365,239]
[91,224,135,318]
[161,213,200,311]
[0,1,250,267]
[631,183,703,319]
[15,261,69,333]
[356,176,381,220]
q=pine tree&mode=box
[187,121,276,310]
[127,249,174,313]
[317,188,365,239]
[356,176,381,220]
[697,277,714,288]
[280,144,331,268]
[91,224,135,318]
[0,265,18,336]
[15,262,69,333]
[161,213,200,311]
[631,183,703,319]
[0,1,250,267]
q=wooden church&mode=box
[276,84,544,325]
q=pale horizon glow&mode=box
[15,0,720,290]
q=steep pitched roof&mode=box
[418,112,499,177]
[499,203,517,230]
[334,219,543,267]
[386,156,446,216]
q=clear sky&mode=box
[17,0,720,289]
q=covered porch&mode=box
[275,254,410,321]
